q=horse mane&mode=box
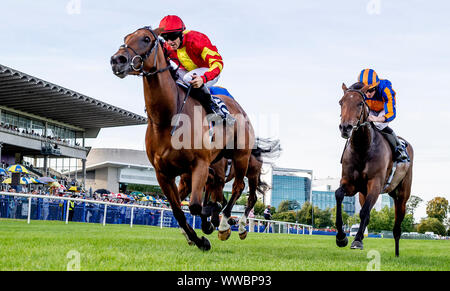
[349,82,365,91]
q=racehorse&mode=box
[336,82,414,257]
[111,26,255,251]
[179,138,280,239]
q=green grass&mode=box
[0,219,449,271]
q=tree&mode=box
[253,200,265,216]
[426,197,449,223]
[406,195,423,216]
[296,201,313,225]
[417,217,446,236]
[277,200,301,212]
[313,207,333,228]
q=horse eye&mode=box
[339,100,343,106]
[143,36,150,43]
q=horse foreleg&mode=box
[351,179,381,250]
[335,186,348,247]
[156,172,210,251]
[190,160,214,235]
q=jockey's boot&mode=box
[191,86,235,126]
[380,127,409,163]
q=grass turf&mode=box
[0,219,448,271]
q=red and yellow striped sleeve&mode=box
[200,46,223,83]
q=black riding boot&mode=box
[380,127,409,162]
[191,86,225,117]
[191,86,235,126]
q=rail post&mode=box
[65,199,70,224]
[160,210,164,228]
[103,204,107,226]
[130,207,134,228]
[27,196,32,224]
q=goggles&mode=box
[161,32,181,41]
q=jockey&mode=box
[159,15,234,124]
[358,68,409,162]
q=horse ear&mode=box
[153,27,163,36]
[342,83,348,92]
[361,84,370,93]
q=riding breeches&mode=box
[177,68,220,88]
[369,109,389,130]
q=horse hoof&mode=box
[218,228,231,241]
[189,204,202,216]
[198,237,211,251]
[336,235,348,248]
[350,240,363,250]
[202,222,215,235]
[239,231,248,240]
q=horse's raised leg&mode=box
[156,172,210,251]
[335,186,348,247]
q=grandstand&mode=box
[0,64,147,187]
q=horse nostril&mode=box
[345,125,353,132]
[111,54,128,65]
[118,55,128,64]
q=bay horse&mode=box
[179,138,280,239]
[336,82,414,257]
[110,26,255,251]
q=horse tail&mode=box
[256,176,270,196]
[251,137,282,162]
[251,137,282,196]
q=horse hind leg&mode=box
[238,175,259,240]
[218,159,248,241]
[392,169,412,257]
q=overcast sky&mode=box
[1,0,449,221]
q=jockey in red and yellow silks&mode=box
[358,69,409,163]
[165,29,224,85]
[159,15,234,125]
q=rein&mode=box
[120,26,172,77]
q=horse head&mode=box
[339,82,370,139]
[110,26,164,79]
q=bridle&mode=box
[346,89,371,131]
[120,26,172,77]
[340,88,372,163]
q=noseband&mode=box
[120,26,171,77]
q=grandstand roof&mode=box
[0,64,147,132]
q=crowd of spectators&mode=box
[0,122,81,147]
[1,187,170,208]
